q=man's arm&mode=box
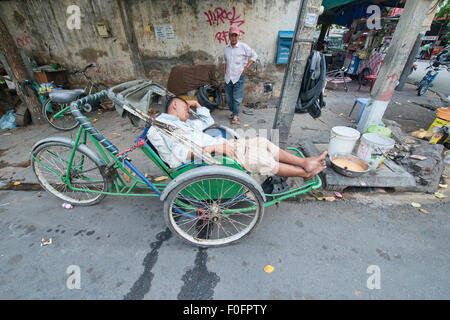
[242,60,254,75]
[242,44,257,75]
[188,101,215,129]
[202,142,235,158]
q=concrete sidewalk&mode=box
[0,81,449,202]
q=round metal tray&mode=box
[329,153,370,177]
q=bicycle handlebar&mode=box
[70,90,120,157]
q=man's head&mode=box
[166,97,190,122]
[229,26,240,46]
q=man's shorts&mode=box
[229,137,280,175]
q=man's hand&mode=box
[202,142,236,159]
[186,100,203,109]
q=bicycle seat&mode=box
[49,89,85,103]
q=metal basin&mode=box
[330,153,370,177]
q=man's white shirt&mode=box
[224,41,258,84]
[147,107,226,168]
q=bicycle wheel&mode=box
[164,174,265,248]
[31,142,109,206]
[42,98,80,131]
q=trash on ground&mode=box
[0,110,17,130]
[410,129,433,140]
[419,209,430,215]
[433,192,446,199]
[123,168,132,182]
[264,265,275,273]
[13,181,21,186]
[154,175,168,181]
[410,202,421,208]
[317,196,336,202]
[409,155,427,161]
[62,203,74,209]
[334,192,343,199]
[40,238,52,247]
[438,184,447,189]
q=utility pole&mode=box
[273,0,323,147]
[0,17,44,124]
[357,0,439,133]
[396,31,425,91]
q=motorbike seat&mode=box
[49,89,85,103]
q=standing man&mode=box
[223,25,258,125]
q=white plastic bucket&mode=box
[328,126,361,156]
[357,133,395,170]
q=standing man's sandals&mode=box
[231,117,240,125]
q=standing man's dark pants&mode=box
[225,75,245,117]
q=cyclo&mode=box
[30,88,322,248]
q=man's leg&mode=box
[232,75,245,117]
[275,162,325,179]
[225,81,235,115]
[277,148,327,172]
[253,137,327,173]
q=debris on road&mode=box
[264,265,275,273]
[62,203,74,209]
[40,238,52,247]
[334,192,343,199]
[411,202,422,208]
[434,192,447,199]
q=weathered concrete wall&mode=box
[0,0,135,85]
[0,0,301,101]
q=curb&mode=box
[0,181,43,191]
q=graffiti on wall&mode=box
[16,35,33,49]
[204,5,245,45]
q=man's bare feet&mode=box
[303,162,327,179]
[304,151,327,173]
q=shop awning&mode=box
[323,0,357,11]
[323,0,406,11]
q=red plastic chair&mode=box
[358,60,382,93]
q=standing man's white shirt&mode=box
[224,41,258,84]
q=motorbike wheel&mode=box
[417,83,428,96]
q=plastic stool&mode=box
[349,98,369,123]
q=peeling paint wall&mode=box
[0,0,135,85]
[0,0,301,100]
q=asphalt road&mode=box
[0,189,448,300]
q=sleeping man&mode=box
[147,97,327,179]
